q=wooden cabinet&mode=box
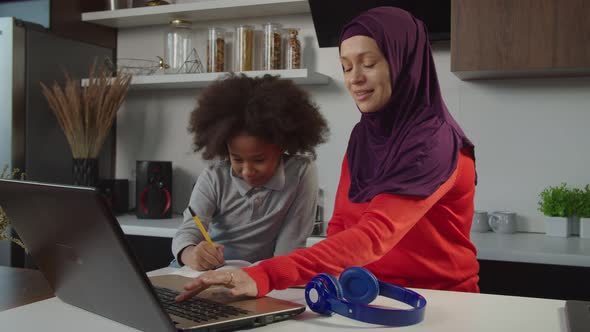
[451,0,590,79]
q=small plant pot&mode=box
[544,216,572,237]
[570,216,580,236]
[580,218,590,239]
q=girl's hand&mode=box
[175,268,258,301]
[180,242,225,271]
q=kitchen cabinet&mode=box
[451,0,590,79]
[52,0,116,49]
[479,260,590,301]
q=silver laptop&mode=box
[0,179,305,331]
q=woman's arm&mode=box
[326,156,351,236]
[245,156,459,296]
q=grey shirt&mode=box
[172,155,317,264]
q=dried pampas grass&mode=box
[40,63,132,159]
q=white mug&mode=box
[472,211,491,232]
[488,211,517,234]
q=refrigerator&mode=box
[0,17,116,267]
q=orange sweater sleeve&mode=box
[243,154,459,297]
[326,157,352,237]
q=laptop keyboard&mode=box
[154,286,251,323]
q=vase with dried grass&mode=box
[40,63,131,187]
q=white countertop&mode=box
[0,281,567,332]
[115,215,590,267]
[306,232,590,268]
[116,213,182,238]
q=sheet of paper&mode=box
[167,260,253,278]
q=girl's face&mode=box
[340,35,392,113]
[227,134,283,187]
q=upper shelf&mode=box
[82,0,311,28]
[81,69,330,90]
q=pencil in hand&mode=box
[188,206,215,248]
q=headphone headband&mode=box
[305,267,426,326]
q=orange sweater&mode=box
[244,150,479,296]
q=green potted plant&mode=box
[538,183,576,237]
[578,184,590,238]
[0,165,26,250]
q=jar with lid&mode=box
[285,28,302,69]
[207,27,225,72]
[234,25,255,71]
[165,19,193,73]
[263,23,282,70]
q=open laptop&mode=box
[0,179,305,331]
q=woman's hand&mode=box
[175,268,258,301]
[180,242,225,271]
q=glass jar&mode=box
[207,27,225,72]
[263,23,282,70]
[165,19,193,74]
[235,25,254,71]
[285,28,302,69]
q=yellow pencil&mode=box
[188,206,215,248]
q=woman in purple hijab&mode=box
[177,7,480,302]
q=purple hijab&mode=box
[340,7,475,203]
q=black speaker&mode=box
[98,179,129,214]
[135,161,173,219]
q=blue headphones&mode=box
[305,267,427,326]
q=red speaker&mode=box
[135,161,172,219]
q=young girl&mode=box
[176,6,479,300]
[172,74,329,271]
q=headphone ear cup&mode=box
[340,267,379,305]
[305,274,343,315]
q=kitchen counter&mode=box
[116,213,182,238]
[116,215,590,268]
[306,232,590,268]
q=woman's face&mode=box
[227,134,283,187]
[340,35,392,113]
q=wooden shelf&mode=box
[82,0,311,28]
[82,69,330,90]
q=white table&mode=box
[0,283,567,332]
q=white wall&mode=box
[116,13,590,233]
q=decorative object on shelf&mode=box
[263,22,283,70]
[165,19,193,74]
[235,25,254,71]
[207,27,225,72]
[107,0,130,10]
[538,183,577,237]
[285,28,302,69]
[0,165,27,251]
[178,48,204,74]
[145,0,170,6]
[40,62,131,187]
[106,56,169,76]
